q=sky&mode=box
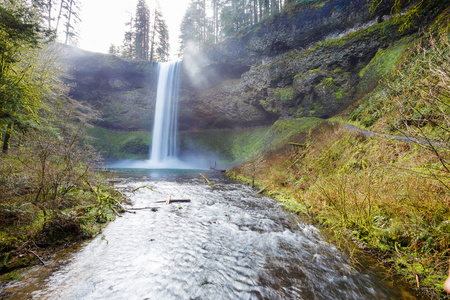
[77,0,190,60]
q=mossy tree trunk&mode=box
[2,122,13,154]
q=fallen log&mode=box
[155,199,191,204]
[200,173,211,185]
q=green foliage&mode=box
[0,1,66,154]
[357,37,412,95]
[85,126,150,159]
[0,0,122,278]
[352,27,450,186]
[232,122,450,297]
[273,86,294,102]
[180,127,270,164]
[180,118,323,165]
[134,0,150,60]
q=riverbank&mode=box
[227,120,450,298]
[0,171,419,299]
[0,161,124,284]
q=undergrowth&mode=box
[229,122,450,298]
[0,127,125,279]
[229,18,450,297]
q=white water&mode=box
[150,61,181,164]
[1,172,418,299]
[110,61,211,170]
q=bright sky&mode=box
[77,0,189,60]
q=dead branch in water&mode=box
[155,199,191,204]
[127,207,160,211]
[200,173,211,185]
[29,250,46,266]
[210,162,226,172]
[132,186,158,193]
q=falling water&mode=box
[150,61,182,164]
[109,60,212,170]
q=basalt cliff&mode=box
[62,0,448,152]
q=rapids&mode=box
[2,171,419,300]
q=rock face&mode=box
[179,0,443,128]
[62,46,158,131]
[63,0,444,132]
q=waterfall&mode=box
[149,61,181,165]
[109,60,212,170]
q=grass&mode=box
[228,10,450,298]
[86,126,151,160]
[229,122,450,298]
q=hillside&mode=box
[227,4,450,298]
[66,0,449,161]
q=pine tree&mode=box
[63,0,81,45]
[121,13,134,60]
[134,0,150,60]
[153,10,170,62]
[179,1,206,54]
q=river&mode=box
[1,170,419,299]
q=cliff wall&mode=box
[63,0,446,134]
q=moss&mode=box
[315,77,344,100]
[318,77,335,90]
[357,36,412,94]
[231,120,450,297]
[179,127,270,164]
[86,126,151,159]
[273,86,294,102]
[179,118,323,165]
[297,68,322,80]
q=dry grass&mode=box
[229,122,450,298]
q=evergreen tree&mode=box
[121,13,134,60]
[134,0,150,60]
[34,0,81,45]
[153,10,170,62]
[108,44,119,56]
[63,0,81,45]
[179,1,207,53]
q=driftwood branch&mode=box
[200,173,211,185]
[132,186,158,193]
[127,207,160,211]
[111,207,122,217]
[155,199,191,204]
[29,250,46,266]
[210,162,226,172]
[257,187,267,194]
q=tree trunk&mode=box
[64,0,73,44]
[47,0,52,29]
[253,0,258,24]
[2,122,13,154]
[55,0,65,32]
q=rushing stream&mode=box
[2,170,419,300]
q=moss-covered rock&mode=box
[62,46,158,131]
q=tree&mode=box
[153,10,170,62]
[121,13,134,60]
[63,0,81,45]
[32,0,82,44]
[0,0,61,154]
[134,0,150,60]
[108,44,119,56]
[179,1,207,54]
